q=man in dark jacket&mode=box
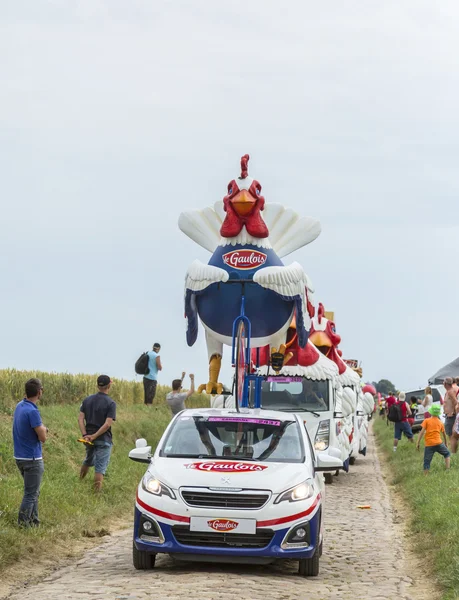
[78,375,116,492]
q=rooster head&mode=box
[220,154,269,239]
[309,303,346,374]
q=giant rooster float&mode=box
[179,155,320,394]
[309,304,374,461]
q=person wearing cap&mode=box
[443,377,458,445]
[143,342,162,406]
[78,375,116,492]
[416,404,450,474]
[392,392,414,452]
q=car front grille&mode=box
[181,490,270,510]
[172,525,274,548]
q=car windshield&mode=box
[160,416,304,463]
[253,378,330,413]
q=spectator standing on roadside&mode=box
[78,375,116,492]
[390,392,414,452]
[416,404,450,474]
[143,343,162,406]
[12,378,48,527]
[443,377,457,446]
[166,373,195,416]
[422,386,433,419]
[385,393,397,426]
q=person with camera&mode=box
[166,372,195,416]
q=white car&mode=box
[129,407,342,576]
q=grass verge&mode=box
[0,399,207,576]
[373,417,459,600]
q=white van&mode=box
[254,360,352,484]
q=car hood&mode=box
[149,457,310,494]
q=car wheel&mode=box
[133,543,156,570]
[298,535,320,577]
[319,540,323,557]
[349,456,356,466]
[324,472,333,484]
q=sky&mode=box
[1,0,458,393]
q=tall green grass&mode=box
[373,418,459,600]
[0,368,167,412]
[0,371,208,573]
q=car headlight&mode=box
[274,481,314,504]
[141,473,176,499]
[314,419,330,451]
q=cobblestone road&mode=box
[6,428,434,600]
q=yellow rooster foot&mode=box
[270,344,294,372]
[198,382,224,395]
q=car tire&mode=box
[349,456,356,465]
[133,543,156,570]
[298,532,320,577]
[324,472,333,484]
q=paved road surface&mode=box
[6,428,433,600]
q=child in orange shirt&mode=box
[416,404,450,474]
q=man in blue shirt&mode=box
[12,378,48,526]
[143,342,162,405]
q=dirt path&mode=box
[4,427,437,600]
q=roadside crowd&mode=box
[379,377,459,474]
[11,342,195,528]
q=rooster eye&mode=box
[228,187,233,195]
[256,188,261,195]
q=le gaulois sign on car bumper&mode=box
[190,517,256,534]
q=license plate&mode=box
[190,516,256,534]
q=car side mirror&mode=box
[315,453,343,472]
[129,438,152,463]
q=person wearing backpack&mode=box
[142,343,162,405]
[389,392,414,452]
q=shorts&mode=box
[83,441,112,474]
[445,416,456,436]
[423,443,450,470]
[394,420,413,440]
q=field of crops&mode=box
[0,368,171,412]
[0,369,208,576]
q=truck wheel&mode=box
[324,472,333,484]
[349,456,356,465]
[133,543,156,570]
[334,469,339,476]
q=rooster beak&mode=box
[309,331,332,356]
[231,189,256,216]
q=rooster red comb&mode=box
[317,303,325,324]
[240,154,250,179]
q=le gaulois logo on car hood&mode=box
[184,461,268,473]
[222,249,267,270]
[207,519,239,532]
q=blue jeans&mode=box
[423,444,450,470]
[83,441,112,475]
[16,459,44,526]
[394,421,413,440]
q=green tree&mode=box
[376,379,397,395]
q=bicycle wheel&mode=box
[234,320,247,409]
